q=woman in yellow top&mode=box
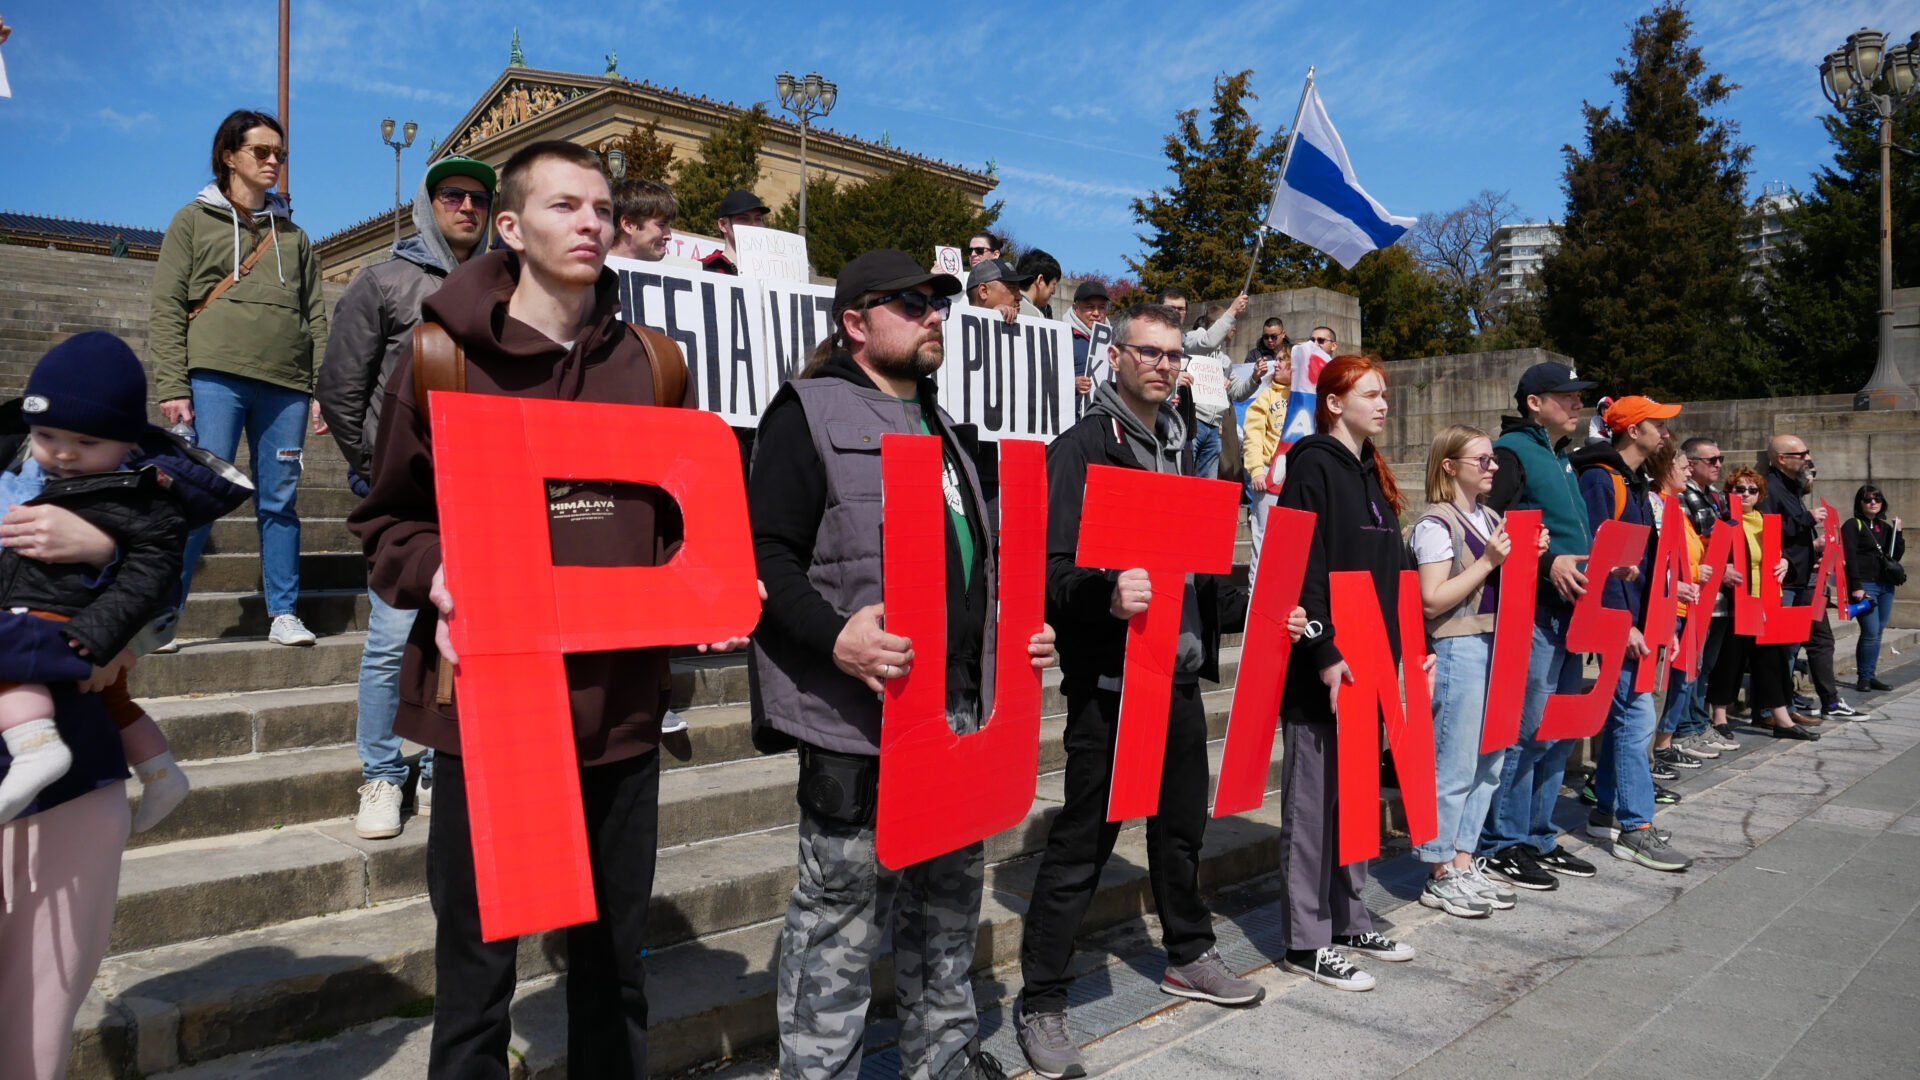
[1704,468,1817,740]
[1239,355,1290,587]
[1648,447,1707,772]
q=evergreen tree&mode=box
[596,119,676,184]
[1757,106,1920,394]
[769,168,1003,278]
[1537,2,1768,400]
[1331,246,1477,361]
[672,105,769,231]
[1129,70,1329,300]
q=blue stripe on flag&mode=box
[1285,138,1409,250]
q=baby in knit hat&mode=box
[0,331,191,830]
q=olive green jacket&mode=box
[149,184,328,402]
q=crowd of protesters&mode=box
[1,92,1910,1080]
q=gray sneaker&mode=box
[1614,824,1692,871]
[1419,867,1492,918]
[1161,947,1264,1005]
[1465,859,1518,909]
[1014,1000,1086,1080]
[1675,734,1720,760]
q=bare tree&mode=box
[1408,189,1522,333]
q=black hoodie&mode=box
[1277,433,1411,724]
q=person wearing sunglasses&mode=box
[1842,484,1904,693]
[1705,469,1816,740]
[315,154,495,841]
[1759,436,1867,721]
[965,230,1002,268]
[748,249,1055,1080]
[149,108,328,650]
[1673,437,1742,751]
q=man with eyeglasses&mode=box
[1759,436,1866,722]
[1245,317,1288,373]
[1673,437,1741,752]
[318,154,495,840]
[749,249,1056,1080]
[1016,303,1255,1080]
[966,230,1003,268]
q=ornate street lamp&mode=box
[774,70,837,237]
[606,146,627,180]
[1820,27,1920,410]
[382,117,419,251]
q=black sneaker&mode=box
[1653,784,1681,805]
[1654,746,1702,770]
[1824,699,1871,720]
[1793,694,1817,712]
[1650,758,1680,782]
[953,1044,1011,1080]
[1534,844,1597,877]
[1335,931,1416,962]
[1481,847,1559,891]
[1283,947,1376,992]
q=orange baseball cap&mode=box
[1603,395,1682,432]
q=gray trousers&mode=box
[1279,719,1373,950]
[776,805,985,1080]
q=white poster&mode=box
[1083,321,1115,388]
[731,224,810,283]
[661,233,723,264]
[933,245,964,278]
[936,304,1075,442]
[762,279,836,385]
[1185,355,1230,414]
[608,255,773,427]
[0,47,11,99]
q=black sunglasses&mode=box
[1688,454,1723,465]
[854,289,952,321]
[432,186,493,210]
[968,246,991,255]
[1728,485,1760,495]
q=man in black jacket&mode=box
[1014,303,1255,1080]
[1759,435,1865,720]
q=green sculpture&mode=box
[605,50,618,75]
[509,29,525,67]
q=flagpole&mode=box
[1242,66,1317,295]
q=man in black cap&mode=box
[1068,280,1110,402]
[748,249,1056,1080]
[966,257,1030,323]
[1476,360,1602,891]
[699,188,767,275]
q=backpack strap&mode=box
[188,228,277,320]
[627,322,689,407]
[409,321,465,706]
[1609,468,1629,521]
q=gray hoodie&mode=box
[1084,380,1206,678]
[316,174,489,475]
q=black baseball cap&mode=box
[1074,280,1109,302]
[1515,361,1594,403]
[965,258,1034,291]
[831,249,962,321]
[716,190,768,218]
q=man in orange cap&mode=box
[1569,394,1693,874]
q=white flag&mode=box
[1266,84,1412,269]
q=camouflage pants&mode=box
[776,807,985,1080]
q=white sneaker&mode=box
[414,772,433,817]
[356,779,403,839]
[660,709,689,734]
[268,613,317,646]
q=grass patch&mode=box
[391,995,435,1019]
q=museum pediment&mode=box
[448,77,595,154]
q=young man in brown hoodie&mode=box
[349,139,723,1080]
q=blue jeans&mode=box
[1417,633,1506,863]
[1856,581,1895,681]
[1192,422,1221,480]
[1479,605,1581,857]
[179,371,308,616]
[1594,660,1658,831]
[358,589,430,785]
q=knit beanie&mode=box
[21,331,151,442]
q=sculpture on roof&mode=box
[509,29,525,68]
[606,50,617,75]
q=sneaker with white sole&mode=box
[1013,999,1085,1080]
[1613,823,1691,871]
[1335,931,1415,962]
[1465,859,1518,908]
[1283,947,1376,991]
[414,772,433,817]
[1160,948,1264,1005]
[268,613,317,646]
[1420,867,1492,918]
[660,709,690,734]
[1675,735,1720,760]
[356,779,403,839]
[1701,727,1742,752]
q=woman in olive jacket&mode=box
[149,109,328,648]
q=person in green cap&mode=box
[315,154,496,840]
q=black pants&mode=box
[1018,682,1213,1011]
[1708,632,1762,709]
[426,749,661,1080]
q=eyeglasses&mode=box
[1777,450,1811,459]
[1452,455,1497,471]
[1863,495,1884,504]
[967,246,990,256]
[1117,342,1185,369]
[239,144,287,163]
[1311,336,1334,346]
[1728,485,1760,495]
[854,289,952,322]
[1261,332,1282,339]
[1688,454,1724,466]
[432,186,493,210]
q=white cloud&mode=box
[95,107,156,132]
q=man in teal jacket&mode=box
[1477,362,1600,891]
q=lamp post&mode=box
[606,146,627,180]
[774,70,837,237]
[1820,27,1920,410]
[381,117,419,251]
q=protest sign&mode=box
[1333,570,1436,864]
[1537,520,1650,741]
[731,224,810,282]
[1185,355,1230,414]
[934,245,964,277]
[1083,320,1115,388]
[1213,506,1313,817]
[0,45,10,98]
[762,279,837,385]
[938,303,1076,441]
[1481,510,1541,752]
[609,255,772,427]
[662,233,723,263]
[1278,342,1331,451]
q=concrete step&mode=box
[144,684,359,763]
[190,552,369,595]
[225,485,361,519]
[79,770,1295,1079]
[128,634,371,699]
[174,587,372,641]
[206,516,358,555]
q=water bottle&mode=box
[168,421,196,447]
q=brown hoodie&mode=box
[348,249,692,764]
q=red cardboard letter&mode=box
[432,393,760,942]
[1332,571,1437,864]
[1678,511,1737,679]
[1536,520,1649,741]
[1076,465,1240,821]
[1756,516,1814,645]
[1481,510,1541,753]
[1824,501,1851,620]
[876,436,1046,870]
[1212,506,1314,818]
[1634,495,1688,693]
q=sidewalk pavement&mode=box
[1056,668,1920,1080]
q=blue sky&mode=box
[0,0,1910,277]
